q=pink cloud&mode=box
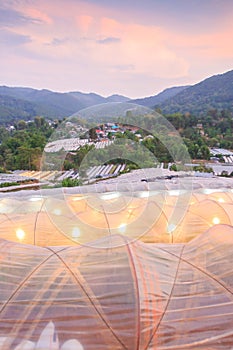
[88,18,190,79]
[77,15,93,33]
[22,8,53,25]
[1,0,232,97]
[165,16,233,60]
[100,17,122,37]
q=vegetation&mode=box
[61,178,80,187]
[0,181,20,188]
[0,103,232,175]
[0,86,129,123]
[159,70,233,115]
[131,86,189,107]
[193,165,213,173]
[63,144,95,170]
[0,69,233,124]
[0,117,53,171]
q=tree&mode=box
[89,128,97,140]
[17,120,27,130]
[200,145,210,160]
[4,149,14,170]
[16,146,35,170]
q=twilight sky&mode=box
[0,0,233,98]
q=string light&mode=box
[212,217,220,225]
[218,198,225,203]
[53,209,61,216]
[72,227,81,238]
[29,197,42,202]
[118,223,127,233]
[167,223,176,234]
[16,228,25,241]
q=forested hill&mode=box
[159,70,233,115]
[1,69,233,124]
[0,86,129,124]
[131,86,189,107]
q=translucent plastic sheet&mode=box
[0,188,232,246]
[0,226,233,349]
[0,184,233,349]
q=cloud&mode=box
[89,20,190,79]
[22,7,53,25]
[0,29,31,46]
[48,37,69,46]
[76,15,93,33]
[113,64,135,71]
[0,0,232,98]
[80,0,233,32]
[166,18,233,60]
[0,7,41,28]
[96,36,121,44]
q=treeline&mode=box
[159,70,233,115]
[116,109,233,163]
[165,109,233,156]
[0,109,232,173]
[0,117,54,172]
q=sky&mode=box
[0,0,233,98]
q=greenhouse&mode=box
[0,177,233,349]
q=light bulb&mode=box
[212,217,220,225]
[118,223,127,233]
[72,227,81,238]
[218,198,224,203]
[16,228,25,241]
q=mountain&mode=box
[0,94,38,123]
[159,70,233,115]
[0,86,130,124]
[131,86,189,108]
[1,69,233,124]
[105,94,130,103]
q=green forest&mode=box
[0,117,53,172]
[0,109,232,173]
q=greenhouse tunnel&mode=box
[0,183,233,349]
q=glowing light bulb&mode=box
[53,209,61,216]
[169,190,181,196]
[118,223,127,233]
[203,189,215,194]
[29,197,42,202]
[16,228,25,241]
[139,192,149,198]
[218,198,224,203]
[167,223,176,234]
[72,227,81,238]
[212,217,220,225]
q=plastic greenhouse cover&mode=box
[0,225,232,349]
[0,180,233,349]
[0,187,232,245]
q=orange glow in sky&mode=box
[0,0,233,97]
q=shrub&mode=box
[62,178,80,187]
